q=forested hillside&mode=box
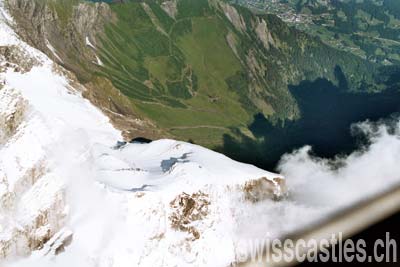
[235,0,400,65]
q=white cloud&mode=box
[278,117,400,210]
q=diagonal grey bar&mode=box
[236,184,400,267]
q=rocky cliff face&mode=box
[6,0,110,75]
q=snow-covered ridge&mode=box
[3,0,400,266]
[0,4,121,261]
[0,2,286,266]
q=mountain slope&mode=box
[3,2,400,266]
[5,0,380,148]
[0,4,288,265]
[235,0,400,65]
